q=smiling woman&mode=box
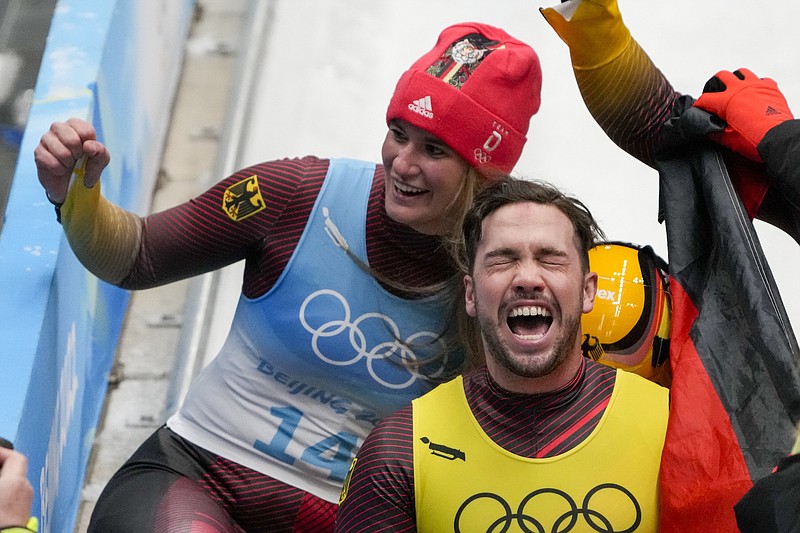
[33,20,543,533]
[381,120,473,236]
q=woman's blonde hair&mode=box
[439,165,495,240]
[440,166,504,369]
[412,164,496,371]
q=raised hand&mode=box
[539,0,631,69]
[33,118,111,204]
[693,68,794,162]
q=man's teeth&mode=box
[508,306,550,318]
[395,181,425,194]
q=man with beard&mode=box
[335,177,670,533]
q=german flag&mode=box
[655,105,800,531]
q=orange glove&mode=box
[693,68,793,162]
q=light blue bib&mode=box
[170,158,458,501]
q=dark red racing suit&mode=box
[87,157,456,533]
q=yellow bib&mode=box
[413,369,669,533]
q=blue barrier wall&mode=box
[0,1,194,531]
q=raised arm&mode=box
[34,118,141,285]
[760,119,800,227]
[540,0,800,240]
[34,118,308,291]
[540,0,682,167]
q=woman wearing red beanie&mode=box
[34,22,541,533]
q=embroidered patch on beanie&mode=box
[426,33,504,89]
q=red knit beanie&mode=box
[386,22,542,175]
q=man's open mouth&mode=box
[507,306,552,339]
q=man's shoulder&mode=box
[359,404,415,455]
[617,367,669,393]
[372,403,415,435]
[610,368,671,418]
[585,359,668,394]
[412,375,464,406]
